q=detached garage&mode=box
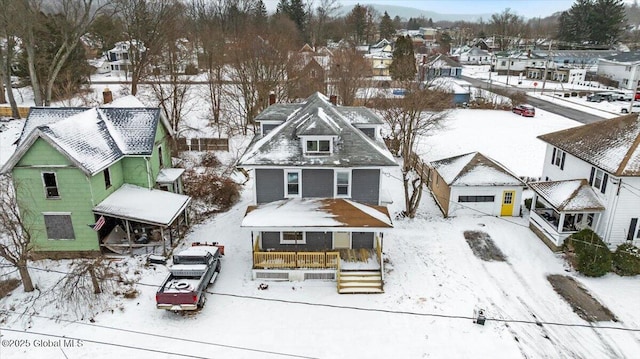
[428,152,525,217]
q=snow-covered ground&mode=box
[2,87,640,358]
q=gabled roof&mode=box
[238,92,396,167]
[241,198,393,229]
[2,96,170,176]
[528,180,605,211]
[430,152,524,186]
[537,114,640,176]
[424,53,462,68]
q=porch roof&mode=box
[528,179,605,211]
[241,198,393,229]
[156,168,185,184]
[93,184,191,227]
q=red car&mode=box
[512,104,535,117]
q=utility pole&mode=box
[627,65,639,114]
[540,41,552,95]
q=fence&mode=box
[0,107,30,118]
[175,137,229,152]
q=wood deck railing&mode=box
[253,251,340,269]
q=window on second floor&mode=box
[305,139,331,155]
[336,171,350,197]
[589,167,608,194]
[551,147,566,170]
[285,170,301,197]
[42,172,60,199]
[104,168,112,189]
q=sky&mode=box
[264,0,635,19]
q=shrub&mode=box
[200,152,221,168]
[564,229,611,277]
[183,170,240,212]
[612,243,640,276]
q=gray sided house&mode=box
[236,92,397,293]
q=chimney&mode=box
[103,87,113,104]
[269,93,276,105]
[329,95,337,105]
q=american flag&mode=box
[93,215,106,232]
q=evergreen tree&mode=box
[277,0,308,40]
[557,0,625,46]
[389,35,416,82]
[346,4,368,44]
[379,11,394,40]
[392,15,402,30]
[254,0,268,22]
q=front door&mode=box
[501,190,515,216]
[334,232,350,249]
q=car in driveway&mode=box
[586,92,614,102]
[612,91,633,101]
[512,104,535,117]
[621,103,640,113]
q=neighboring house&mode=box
[287,44,331,99]
[106,40,146,76]
[236,92,397,293]
[363,39,393,77]
[597,52,640,90]
[420,54,463,81]
[457,47,492,65]
[528,114,640,251]
[428,152,525,217]
[492,51,552,76]
[525,66,586,83]
[428,77,472,105]
[0,93,190,258]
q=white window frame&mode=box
[284,169,301,198]
[335,170,351,197]
[592,168,605,191]
[303,137,333,155]
[280,231,306,245]
[42,172,60,199]
[552,148,565,168]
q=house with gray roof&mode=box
[1,94,190,257]
[236,92,397,293]
[528,114,640,250]
[428,152,525,217]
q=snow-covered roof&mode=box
[430,152,524,187]
[93,184,191,226]
[537,114,640,176]
[430,77,471,95]
[335,107,384,125]
[422,54,461,68]
[237,92,396,168]
[157,168,185,184]
[2,97,167,176]
[242,198,392,229]
[528,180,605,211]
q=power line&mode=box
[0,310,318,359]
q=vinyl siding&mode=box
[255,169,285,203]
[261,231,334,250]
[351,169,380,205]
[352,232,374,248]
[302,169,333,198]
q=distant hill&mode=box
[337,4,493,22]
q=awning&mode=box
[94,184,191,226]
[529,179,605,212]
[156,168,185,184]
[241,198,393,230]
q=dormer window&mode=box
[305,139,331,155]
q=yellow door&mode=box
[501,190,515,216]
[334,232,350,248]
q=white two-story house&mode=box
[236,92,398,293]
[528,114,640,250]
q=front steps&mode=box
[337,270,383,294]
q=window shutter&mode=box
[628,218,638,241]
[589,167,595,185]
[560,152,566,170]
[601,173,608,193]
[551,148,556,164]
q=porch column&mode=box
[161,227,166,256]
[125,219,132,255]
[558,213,565,233]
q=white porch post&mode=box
[125,219,132,255]
[558,213,566,233]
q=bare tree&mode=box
[11,0,44,106]
[373,88,452,218]
[309,0,339,46]
[330,45,369,106]
[0,3,21,117]
[0,175,35,292]
[488,8,525,51]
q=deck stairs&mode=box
[337,270,383,294]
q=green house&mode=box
[1,96,191,258]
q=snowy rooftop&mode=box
[156,168,185,183]
[430,152,524,187]
[537,114,640,176]
[237,92,396,167]
[242,198,393,229]
[93,184,191,226]
[529,179,605,211]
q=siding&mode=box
[121,157,151,188]
[305,232,332,250]
[302,169,333,198]
[352,232,374,248]
[352,169,379,205]
[449,186,522,217]
[256,169,284,203]
[429,169,451,216]
[261,231,331,251]
[603,177,640,246]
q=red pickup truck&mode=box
[155,244,222,311]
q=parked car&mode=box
[621,103,640,113]
[512,104,535,117]
[612,91,633,101]
[586,92,613,102]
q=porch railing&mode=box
[253,251,340,269]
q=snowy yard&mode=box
[2,101,640,358]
